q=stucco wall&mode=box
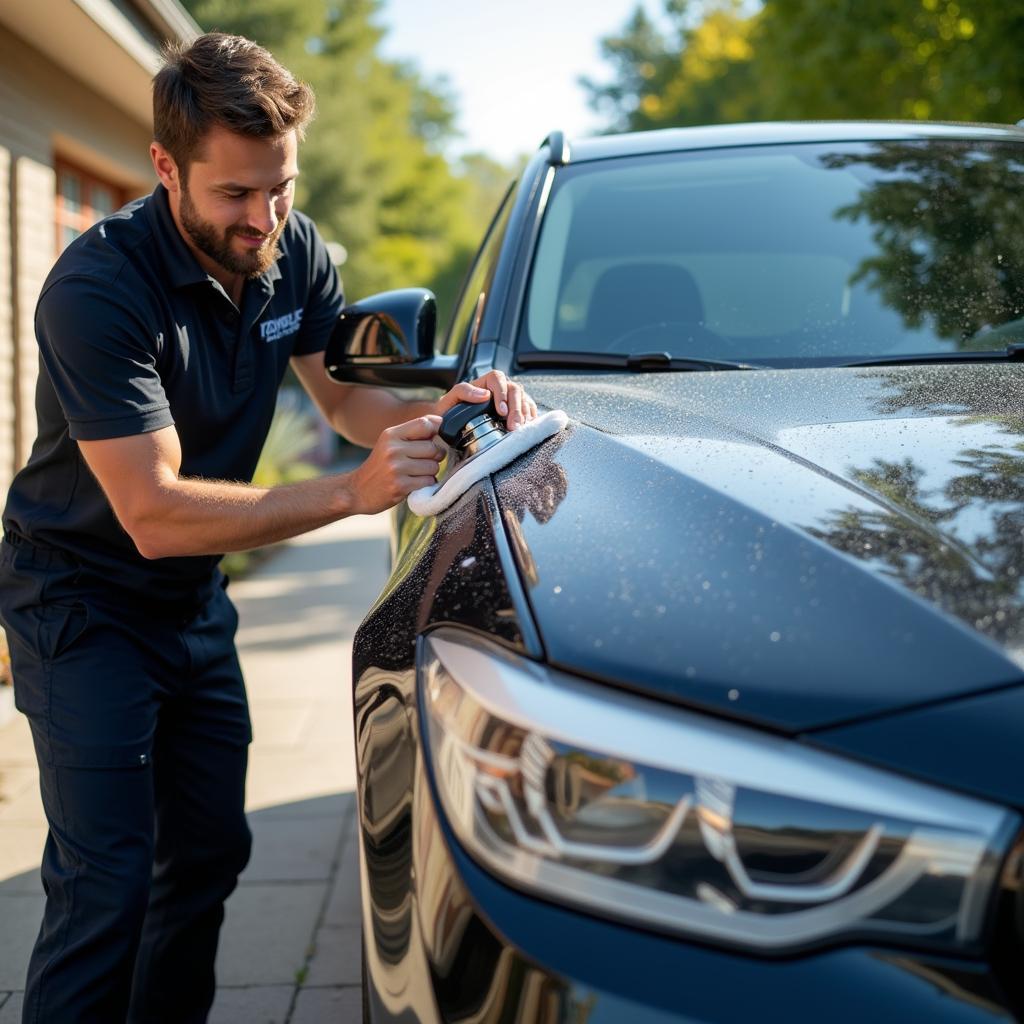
[0,21,154,499]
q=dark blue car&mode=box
[329,121,1024,1022]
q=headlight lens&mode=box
[419,629,1015,954]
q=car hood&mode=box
[491,363,1024,732]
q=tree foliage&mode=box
[583,1,765,131]
[755,0,1024,122]
[586,0,1024,131]
[180,0,512,322]
[804,400,1024,653]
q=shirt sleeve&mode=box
[292,219,345,357]
[35,275,174,441]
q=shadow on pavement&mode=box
[231,532,390,655]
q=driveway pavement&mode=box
[0,510,391,1022]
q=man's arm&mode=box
[78,417,443,560]
[290,353,538,446]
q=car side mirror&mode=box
[324,288,459,390]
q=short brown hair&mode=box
[153,32,315,172]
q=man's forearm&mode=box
[329,385,436,447]
[131,470,357,559]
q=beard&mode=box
[179,183,286,279]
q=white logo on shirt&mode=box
[260,308,304,343]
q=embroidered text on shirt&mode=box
[260,308,304,342]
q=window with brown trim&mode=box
[54,158,127,255]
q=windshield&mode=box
[521,140,1024,366]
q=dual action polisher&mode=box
[406,396,568,516]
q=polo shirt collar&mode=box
[146,184,284,294]
[146,185,208,290]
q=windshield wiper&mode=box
[517,350,765,372]
[840,344,1024,368]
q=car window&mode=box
[442,183,516,356]
[523,141,1024,365]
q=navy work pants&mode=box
[0,538,253,1023]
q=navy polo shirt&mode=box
[3,185,344,607]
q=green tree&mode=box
[588,0,1024,132]
[755,0,1024,123]
[583,0,765,131]
[428,151,522,338]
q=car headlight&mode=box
[419,628,1016,954]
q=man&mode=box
[0,32,535,1023]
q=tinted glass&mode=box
[523,140,1024,364]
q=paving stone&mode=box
[237,620,359,665]
[290,985,362,1024]
[243,812,343,883]
[216,883,326,987]
[244,750,350,811]
[0,767,35,811]
[0,826,46,887]
[0,685,14,729]
[0,777,43,825]
[300,698,355,748]
[0,895,43,990]
[294,513,390,545]
[248,701,313,749]
[0,714,36,766]
[322,840,362,928]
[0,868,43,898]
[208,984,294,1024]
[0,992,23,1023]
[241,664,352,711]
[304,924,362,987]
[253,792,352,821]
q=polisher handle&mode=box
[439,396,499,447]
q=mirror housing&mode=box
[324,288,459,389]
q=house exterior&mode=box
[0,0,198,502]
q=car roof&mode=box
[557,120,1024,164]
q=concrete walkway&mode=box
[0,510,391,1022]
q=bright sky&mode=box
[378,0,662,164]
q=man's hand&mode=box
[346,415,445,515]
[434,370,539,431]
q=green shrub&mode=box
[251,404,321,489]
[221,403,320,579]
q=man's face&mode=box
[175,126,299,279]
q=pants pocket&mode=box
[11,601,96,751]
[42,601,91,663]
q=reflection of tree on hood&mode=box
[810,366,1024,653]
[824,142,1024,345]
[805,444,1024,654]
[502,430,570,526]
[509,461,569,526]
[863,366,1024,434]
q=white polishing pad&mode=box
[408,409,569,517]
